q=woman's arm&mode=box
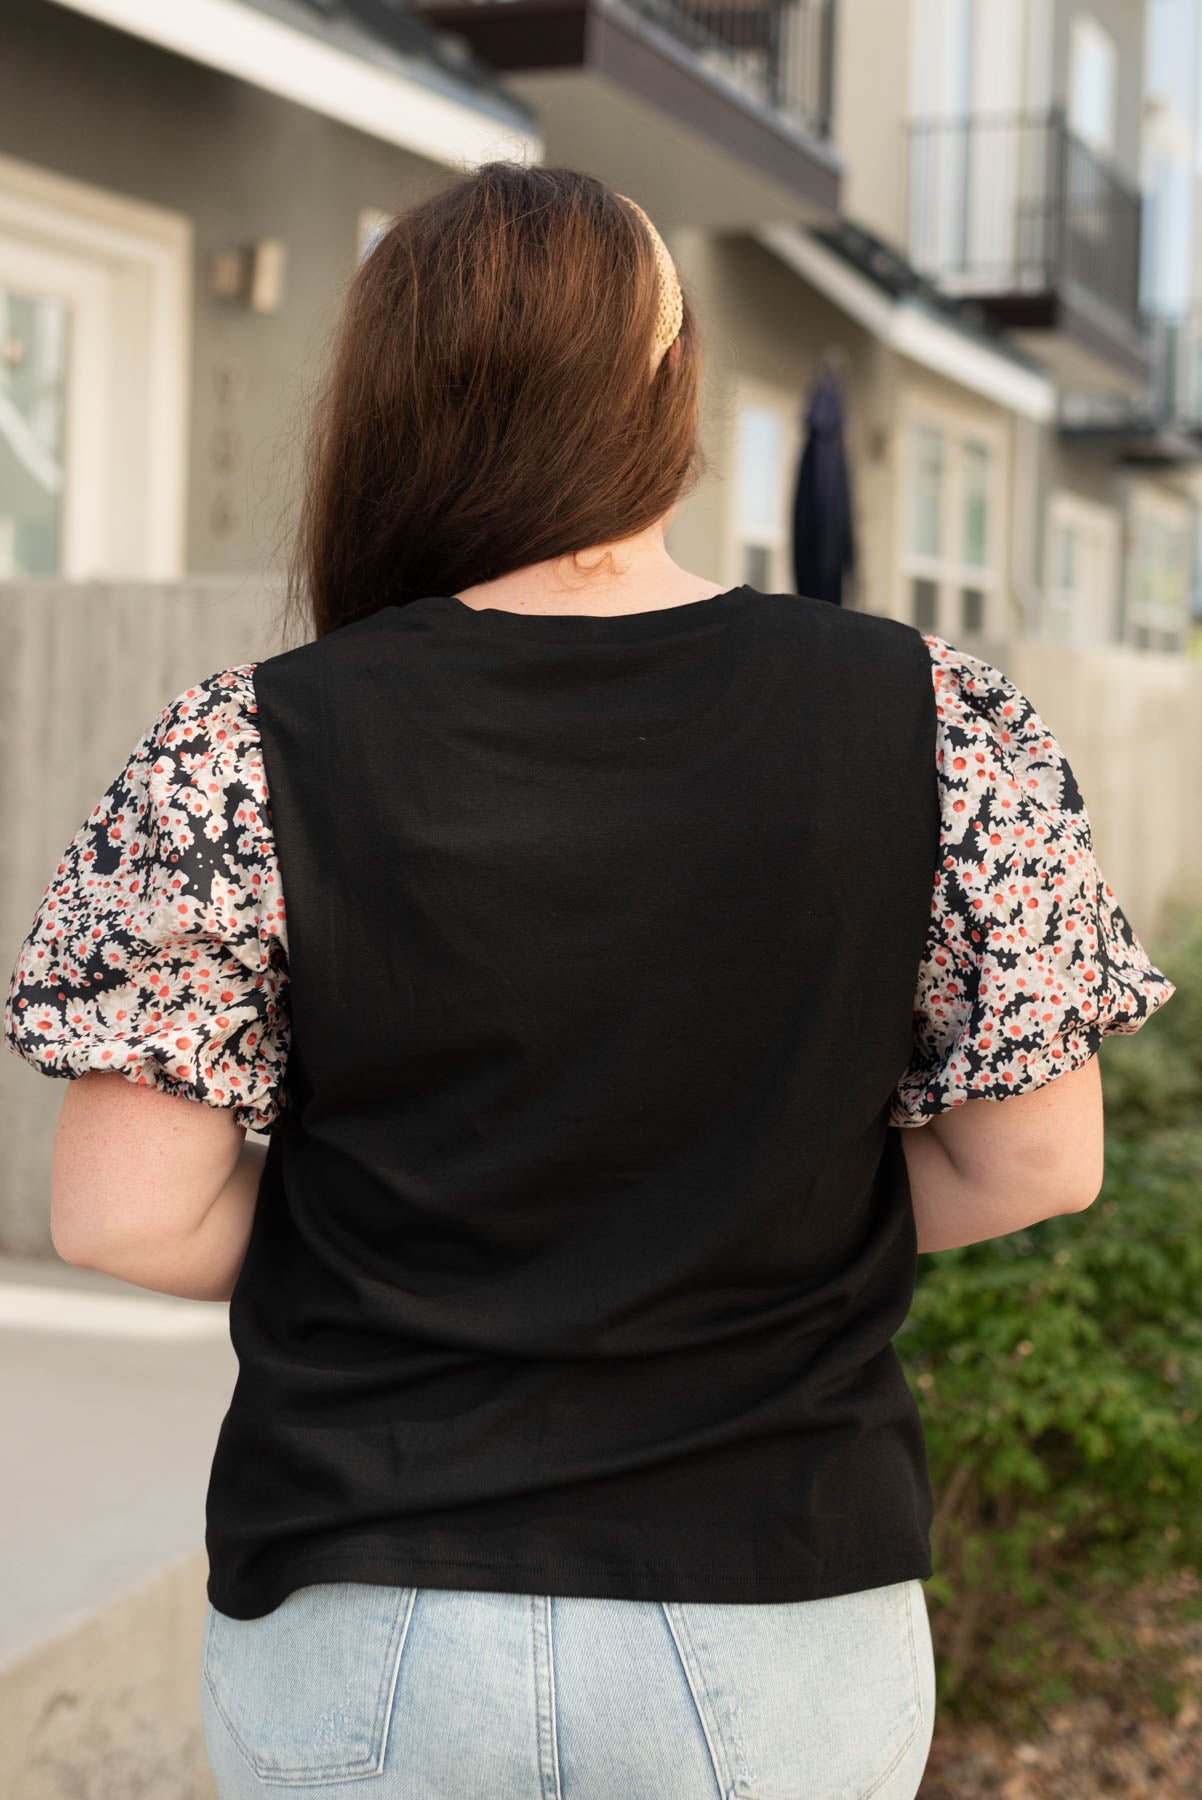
[49,1070,267,1301]
[901,1055,1105,1253]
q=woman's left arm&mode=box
[51,1070,267,1301]
[4,666,289,1304]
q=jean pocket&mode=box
[662,1577,929,1800]
[203,1582,418,1784]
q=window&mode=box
[731,390,800,593]
[1042,492,1119,649]
[961,440,989,567]
[1069,16,1117,154]
[0,153,190,579]
[0,288,69,575]
[911,423,943,558]
[900,408,1002,638]
[1126,487,1191,653]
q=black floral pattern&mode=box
[3,637,1176,1136]
[3,665,288,1133]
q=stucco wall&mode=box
[831,0,915,248]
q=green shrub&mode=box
[897,900,1202,1723]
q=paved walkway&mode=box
[0,1251,235,1668]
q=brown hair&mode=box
[284,162,705,641]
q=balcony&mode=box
[906,110,1148,395]
[412,0,841,226]
[1058,310,1202,466]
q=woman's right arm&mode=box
[890,634,1174,1250]
[902,1055,1104,1253]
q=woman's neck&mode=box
[452,526,727,618]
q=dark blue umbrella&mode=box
[791,364,855,607]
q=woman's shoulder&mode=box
[916,630,1087,822]
[142,662,261,754]
[753,592,946,672]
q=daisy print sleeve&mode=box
[889,634,1176,1128]
[3,665,290,1135]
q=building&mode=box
[837,0,1202,662]
[0,0,539,581]
[1,0,1199,1264]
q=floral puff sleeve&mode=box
[3,665,290,1135]
[890,634,1176,1128]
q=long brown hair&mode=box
[285,162,706,641]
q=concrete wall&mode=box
[1005,633,1202,945]
[0,578,291,1255]
[2,0,455,575]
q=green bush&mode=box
[897,898,1202,1723]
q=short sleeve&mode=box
[3,664,290,1135]
[889,633,1177,1128]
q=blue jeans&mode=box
[200,1578,936,1798]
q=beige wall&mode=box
[665,228,888,599]
[664,227,1024,638]
[832,0,914,249]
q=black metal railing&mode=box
[1147,311,1202,425]
[625,0,836,139]
[906,110,1142,335]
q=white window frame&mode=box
[1124,481,1192,653]
[0,152,190,581]
[1042,490,1120,649]
[896,391,1007,640]
[725,378,804,595]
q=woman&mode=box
[4,164,1176,1799]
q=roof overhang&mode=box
[756,223,1057,423]
[44,0,542,168]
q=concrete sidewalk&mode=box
[0,1251,235,1797]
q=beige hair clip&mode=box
[617,194,683,373]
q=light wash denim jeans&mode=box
[200,1577,935,1799]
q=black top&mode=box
[4,581,1177,1620]
[197,584,942,1618]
